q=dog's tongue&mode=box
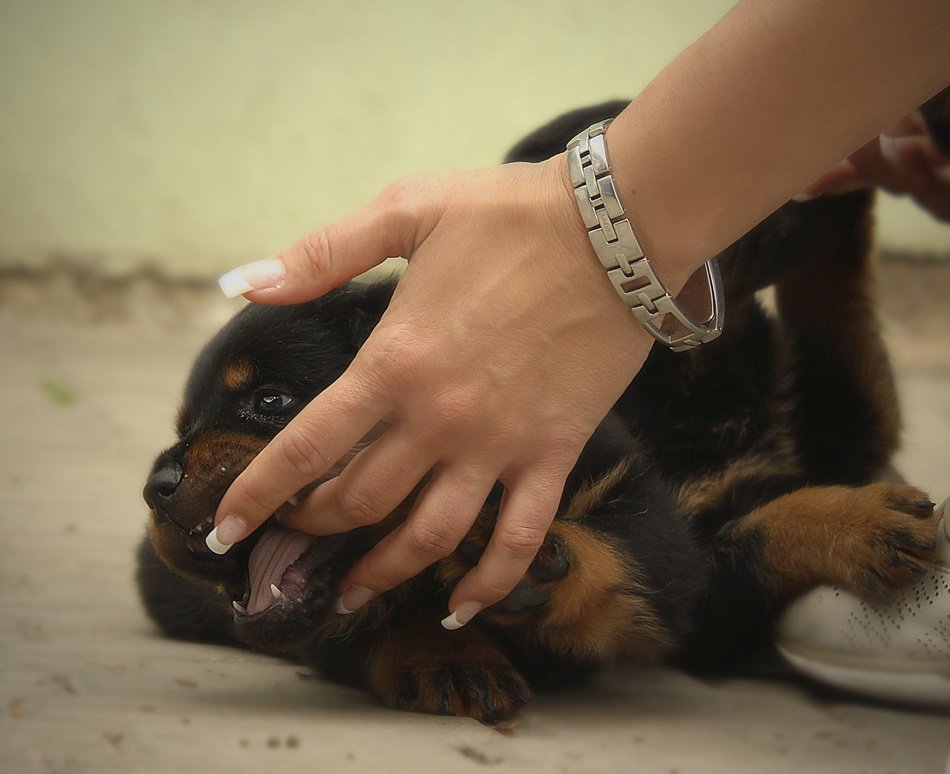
[246,524,316,615]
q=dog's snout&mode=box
[143,463,184,510]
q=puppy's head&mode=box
[142,279,395,650]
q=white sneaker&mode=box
[774,498,950,708]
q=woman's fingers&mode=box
[209,374,387,552]
[281,428,437,536]
[799,159,866,198]
[887,135,950,221]
[218,177,443,304]
[334,466,499,613]
[209,176,449,549]
[802,108,950,219]
[443,468,567,629]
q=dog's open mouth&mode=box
[182,513,340,625]
[234,521,320,616]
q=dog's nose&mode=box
[143,463,184,510]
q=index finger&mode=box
[208,375,386,552]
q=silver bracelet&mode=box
[566,120,724,352]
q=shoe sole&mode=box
[777,640,950,708]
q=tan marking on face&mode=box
[222,359,255,391]
[184,430,268,480]
[564,458,632,519]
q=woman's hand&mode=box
[801,111,950,221]
[210,156,663,628]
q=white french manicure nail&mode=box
[441,602,483,631]
[218,257,286,299]
[205,516,246,555]
[206,526,231,555]
[334,585,375,615]
[879,135,903,169]
[791,192,815,202]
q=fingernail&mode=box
[205,515,247,555]
[879,135,903,170]
[791,192,815,202]
[441,601,483,631]
[218,257,286,299]
[334,585,375,615]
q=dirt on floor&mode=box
[1,260,948,774]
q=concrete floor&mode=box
[1,263,948,773]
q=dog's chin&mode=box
[227,521,348,652]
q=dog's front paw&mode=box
[846,483,937,600]
[391,660,530,726]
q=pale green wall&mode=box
[1,0,947,278]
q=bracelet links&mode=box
[566,119,724,352]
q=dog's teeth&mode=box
[232,601,247,615]
[286,495,299,507]
[270,583,282,600]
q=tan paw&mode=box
[841,483,937,600]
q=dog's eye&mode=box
[254,390,294,415]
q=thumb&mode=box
[218,177,441,305]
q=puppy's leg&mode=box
[678,482,937,668]
[715,482,937,604]
[774,191,900,482]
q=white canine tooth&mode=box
[232,601,247,615]
[270,583,282,600]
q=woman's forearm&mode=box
[606,0,950,291]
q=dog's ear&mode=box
[503,100,631,163]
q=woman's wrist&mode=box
[599,119,708,298]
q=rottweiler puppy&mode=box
[138,100,944,725]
